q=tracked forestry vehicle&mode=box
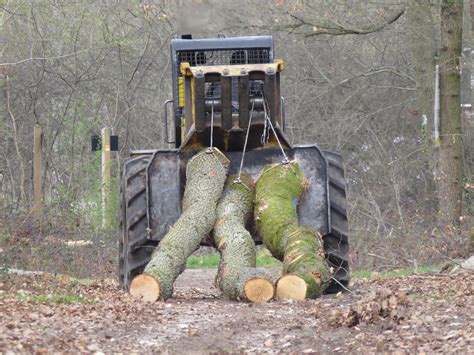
[119,35,350,293]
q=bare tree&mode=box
[437,0,464,225]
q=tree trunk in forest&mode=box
[213,175,274,303]
[130,149,229,302]
[407,1,438,122]
[437,0,464,225]
[461,0,471,115]
[254,162,331,300]
[407,1,438,198]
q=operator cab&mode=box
[164,35,287,152]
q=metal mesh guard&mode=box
[175,48,271,114]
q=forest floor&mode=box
[0,268,472,353]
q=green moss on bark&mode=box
[254,162,331,298]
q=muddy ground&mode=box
[0,268,472,353]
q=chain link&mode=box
[235,92,293,185]
[206,100,215,154]
[234,99,256,185]
[262,95,291,165]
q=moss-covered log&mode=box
[254,162,331,299]
[213,175,274,302]
[130,149,229,301]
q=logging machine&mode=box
[119,35,350,293]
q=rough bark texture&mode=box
[213,175,274,302]
[132,149,229,301]
[437,0,464,225]
[407,1,438,197]
[407,1,437,123]
[254,162,331,299]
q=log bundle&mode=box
[130,149,332,302]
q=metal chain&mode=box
[235,92,292,185]
[205,100,228,175]
[261,101,270,146]
[206,100,215,154]
[262,95,290,165]
[234,99,256,185]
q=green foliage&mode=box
[186,249,282,269]
[187,254,220,269]
[352,264,441,279]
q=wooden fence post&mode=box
[101,127,111,228]
[33,124,43,219]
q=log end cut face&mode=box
[243,277,275,303]
[276,274,307,301]
[130,273,161,302]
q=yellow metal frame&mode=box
[178,59,285,146]
[178,77,185,107]
[180,59,284,77]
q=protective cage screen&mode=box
[174,48,271,116]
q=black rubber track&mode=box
[323,151,350,293]
[119,155,158,290]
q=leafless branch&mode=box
[283,9,405,37]
[0,49,90,67]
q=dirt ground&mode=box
[0,268,472,354]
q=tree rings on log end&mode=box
[276,274,307,300]
[244,278,275,303]
[130,273,160,302]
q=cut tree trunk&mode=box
[130,149,229,301]
[254,162,331,300]
[213,175,274,303]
